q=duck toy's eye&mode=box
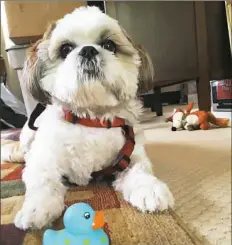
[84,212,91,219]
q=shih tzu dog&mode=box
[3,6,174,230]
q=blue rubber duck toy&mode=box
[43,203,110,245]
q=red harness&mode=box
[64,110,135,179]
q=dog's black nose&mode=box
[79,46,99,59]
[171,127,177,131]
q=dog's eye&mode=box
[60,43,75,59]
[84,212,90,219]
[102,40,116,53]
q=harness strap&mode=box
[64,110,135,179]
[64,110,126,128]
[91,125,135,179]
[28,107,135,180]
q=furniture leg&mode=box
[195,2,211,111]
[196,78,211,111]
[152,87,163,116]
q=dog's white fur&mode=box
[2,7,174,230]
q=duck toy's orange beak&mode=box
[93,211,105,230]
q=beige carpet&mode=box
[139,106,231,245]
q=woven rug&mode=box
[0,129,196,245]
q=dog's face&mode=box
[26,6,153,111]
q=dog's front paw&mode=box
[127,176,174,212]
[14,195,64,230]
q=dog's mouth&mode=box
[80,58,101,79]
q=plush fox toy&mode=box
[166,103,230,131]
[165,103,193,131]
[184,108,230,131]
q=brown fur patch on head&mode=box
[25,22,56,104]
[136,44,154,94]
[121,27,154,94]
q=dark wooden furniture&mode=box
[106,1,232,115]
[0,56,7,85]
[0,56,6,74]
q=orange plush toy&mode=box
[184,107,230,130]
[166,103,230,131]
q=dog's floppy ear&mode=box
[136,45,154,94]
[24,22,56,104]
[121,27,154,94]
